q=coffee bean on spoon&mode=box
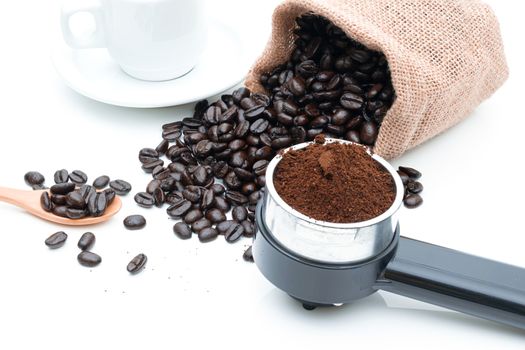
[77,251,102,267]
[127,253,147,274]
[51,182,75,195]
[78,232,96,251]
[40,192,53,212]
[45,231,67,249]
[123,215,146,230]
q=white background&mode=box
[0,0,524,348]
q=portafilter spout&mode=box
[253,139,525,330]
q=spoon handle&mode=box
[0,186,37,209]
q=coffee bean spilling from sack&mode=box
[259,13,395,146]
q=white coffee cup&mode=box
[61,0,206,81]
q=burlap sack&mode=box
[245,0,508,159]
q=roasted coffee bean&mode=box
[52,205,68,217]
[192,218,212,232]
[216,220,234,234]
[200,189,215,210]
[45,231,67,249]
[174,222,192,239]
[248,190,262,205]
[87,192,107,217]
[40,192,53,212]
[51,194,67,205]
[249,119,269,135]
[211,184,225,195]
[134,192,155,208]
[225,191,248,205]
[139,148,159,164]
[162,128,181,141]
[254,146,273,160]
[198,227,218,242]
[345,130,361,143]
[54,169,69,184]
[252,160,269,176]
[360,121,378,145]
[241,220,256,237]
[104,188,116,204]
[166,199,192,218]
[205,208,226,223]
[224,223,244,243]
[66,208,88,219]
[221,170,239,188]
[232,206,248,222]
[233,168,254,181]
[77,251,102,267]
[92,175,110,189]
[404,193,423,209]
[153,188,165,207]
[241,182,257,195]
[162,121,182,130]
[123,215,146,230]
[212,196,231,212]
[141,159,164,173]
[192,166,209,186]
[109,179,132,195]
[399,166,422,179]
[183,209,203,224]
[407,180,424,194]
[50,182,75,195]
[256,175,266,187]
[155,139,169,156]
[66,191,87,209]
[182,186,202,203]
[397,171,410,185]
[243,246,254,262]
[24,171,45,186]
[69,170,88,185]
[78,232,95,251]
[340,92,363,110]
[271,136,293,149]
[127,253,147,274]
[146,179,162,194]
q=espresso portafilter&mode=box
[253,139,525,329]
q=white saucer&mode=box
[52,20,255,108]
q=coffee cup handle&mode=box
[61,0,105,49]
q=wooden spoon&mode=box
[0,186,122,226]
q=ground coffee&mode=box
[274,136,395,223]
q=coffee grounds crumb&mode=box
[274,141,396,223]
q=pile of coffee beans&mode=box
[398,166,424,208]
[258,13,395,146]
[24,170,132,219]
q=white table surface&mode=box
[0,0,523,348]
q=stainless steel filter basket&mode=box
[253,139,525,330]
[263,139,403,264]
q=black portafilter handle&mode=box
[376,237,525,330]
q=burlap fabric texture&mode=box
[245,0,508,159]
